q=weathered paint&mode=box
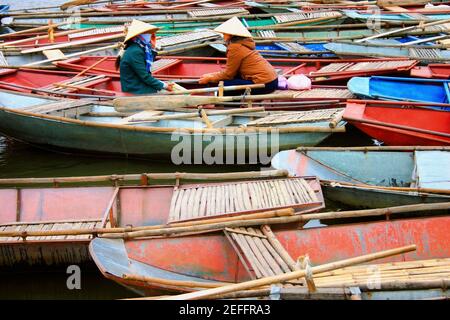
[90,215,450,291]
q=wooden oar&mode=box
[113,93,295,112]
[74,56,109,78]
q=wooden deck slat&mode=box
[167,178,319,223]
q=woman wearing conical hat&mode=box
[199,17,278,95]
[116,20,173,94]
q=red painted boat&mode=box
[0,68,126,98]
[89,214,450,295]
[0,174,324,268]
[411,64,450,79]
[0,27,125,50]
[55,56,416,83]
[104,1,249,11]
[343,100,450,146]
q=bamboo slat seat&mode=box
[167,178,320,223]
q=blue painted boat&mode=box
[324,42,450,62]
[0,5,9,14]
[348,76,450,107]
[0,89,346,159]
[344,9,450,22]
[271,147,450,208]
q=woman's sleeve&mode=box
[128,50,165,90]
[208,44,243,82]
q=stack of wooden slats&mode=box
[167,178,319,223]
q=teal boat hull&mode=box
[271,148,450,208]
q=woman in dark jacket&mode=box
[116,20,173,94]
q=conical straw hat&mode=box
[124,19,159,43]
[214,16,252,38]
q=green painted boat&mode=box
[271,147,450,209]
[325,42,450,62]
[344,9,450,22]
[0,90,345,160]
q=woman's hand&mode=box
[164,82,174,91]
[198,74,214,84]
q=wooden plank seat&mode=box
[273,11,341,24]
[68,26,125,40]
[20,100,93,116]
[276,88,354,99]
[167,177,321,223]
[40,75,109,94]
[156,31,221,50]
[246,108,345,126]
[0,219,105,242]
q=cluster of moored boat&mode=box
[0,0,449,301]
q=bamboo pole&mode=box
[99,201,450,239]
[1,193,448,239]
[0,28,94,48]
[0,19,87,40]
[122,273,229,289]
[121,108,266,124]
[156,245,417,300]
[321,179,450,195]
[0,208,295,238]
[0,170,288,186]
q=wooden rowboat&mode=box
[325,42,450,62]
[347,76,450,105]
[411,64,450,79]
[343,100,450,146]
[0,172,324,267]
[0,89,346,158]
[89,214,450,297]
[271,146,450,208]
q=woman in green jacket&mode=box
[116,20,173,94]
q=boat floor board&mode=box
[247,108,344,126]
[224,226,296,280]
